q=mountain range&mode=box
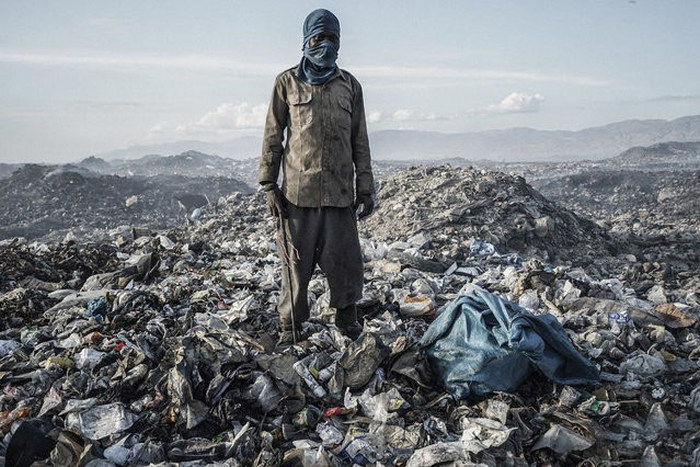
[91,115,700,162]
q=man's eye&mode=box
[309,34,337,47]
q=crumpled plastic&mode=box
[406,417,515,467]
[532,423,594,455]
[65,402,136,441]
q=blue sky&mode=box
[1,0,699,162]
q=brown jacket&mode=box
[258,66,374,207]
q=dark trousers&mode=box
[277,203,364,330]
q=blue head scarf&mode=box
[295,9,340,85]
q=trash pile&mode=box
[1,166,699,466]
[361,165,614,264]
[0,164,252,242]
[535,170,700,234]
[0,163,23,179]
[84,151,261,183]
[534,169,700,301]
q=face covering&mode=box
[304,39,338,69]
[295,9,340,85]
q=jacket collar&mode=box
[291,66,346,86]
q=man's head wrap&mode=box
[295,9,340,85]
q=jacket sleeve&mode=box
[258,75,288,185]
[351,79,375,196]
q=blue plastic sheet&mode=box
[421,287,600,399]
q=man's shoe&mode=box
[336,321,363,341]
[335,304,361,340]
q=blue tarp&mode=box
[421,287,600,399]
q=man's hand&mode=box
[263,183,287,218]
[353,193,374,220]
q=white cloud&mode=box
[486,92,545,113]
[195,102,267,130]
[368,95,545,125]
[148,102,267,140]
[392,109,414,121]
[366,108,447,124]
[0,49,606,87]
[355,65,606,87]
[367,110,383,123]
[0,49,276,75]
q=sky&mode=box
[1,0,699,163]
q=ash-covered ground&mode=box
[0,142,698,466]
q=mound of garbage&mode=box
[535,170,700,233]
[0,170,699,466]
[0,165,252,242]
[361,165,614,264]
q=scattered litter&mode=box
[0,161,698,465]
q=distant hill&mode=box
[95,150,240,177]
[94,137,262,161]
[88,115,700,163]
[613,141,700,164]
[369,115,700,161]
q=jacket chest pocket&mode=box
[336,97,353,130]
[288,92,313,129]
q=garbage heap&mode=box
[535,169,700,302]
[0,164,252,243]
[534,170,700,235]
[360,165,614,265]
[0,170,699,466]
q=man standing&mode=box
[258,9,375,346]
